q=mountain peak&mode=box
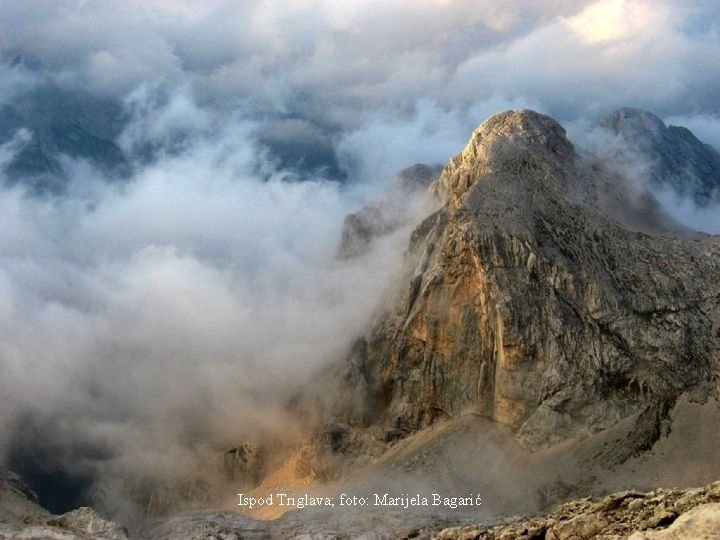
[600,107,666,136]
[470,109,571,148]
[433,109,576,203]
[318,109,720,483]
[463,109,574,164]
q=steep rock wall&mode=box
[322,110,720,463]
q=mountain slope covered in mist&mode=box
[599,108,720,204]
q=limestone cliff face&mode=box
[327,110,720,457]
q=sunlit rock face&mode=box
[318,109,720,470]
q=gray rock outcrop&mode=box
[437,481,720,539]
[338,163,441,258]
[1,467,127,540]
[629,503,720,539]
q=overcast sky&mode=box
[2,1,720,120]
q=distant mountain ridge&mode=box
[599,107,720,204]
[0,83,130,192]
[2,74,719,204]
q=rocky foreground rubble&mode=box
[437,481,720,540]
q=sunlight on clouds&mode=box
[126,0,213,21]
[321,0,520,35]
[564,0,665,43]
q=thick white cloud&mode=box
[2,0,718,121]
[0,98,429,517]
